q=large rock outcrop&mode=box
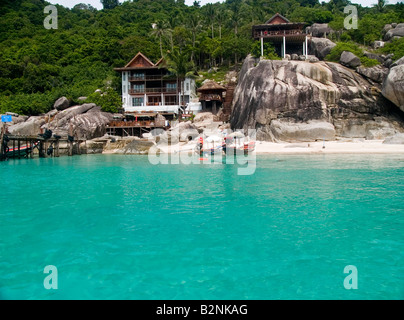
[383,133,404,144]
[230,55,404,142]
[384,23,404,41]
[382,64,404,112]
[340,51,361,68]
[309,37,336,60]
[306,23,334,38]
[7,116,46,136]
[7,103,113,140]
[53,96,70,111]
[356,65,389,84]
[102,137,155,154]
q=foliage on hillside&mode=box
[0,0,403,115]
[325,42,379,67]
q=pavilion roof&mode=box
[197,80,226,92]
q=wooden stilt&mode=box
[0,124,4,161]
[68,123,73,156]
[39,141,45,158]
[55,140,60,157]
[68,140,73,156]
[76,137,80,155]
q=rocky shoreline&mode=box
[230,54,404,142]
[2,32,404,155]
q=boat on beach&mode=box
[223,141,256,155]
[197,138,256,158]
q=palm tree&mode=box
[150,20,170,57]
[227,0,244,67]
[101,0,119,10]
[374,0,387,12]
[187,14,202,62]
[215,8,227,39]
[205,3,216,38]
[229,0,243,35]
[164,48,193,109]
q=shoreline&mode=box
[151,140,404,155]
[253,140,404,154]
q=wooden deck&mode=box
[106,120,166,137]
[1,133,84,161]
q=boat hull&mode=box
[6,145,32,158]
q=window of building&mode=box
[133,73,145,80]
[132,97,144,106]
[123,85,126,93]
[166,83,177,92]
[148,96,161,106]
[133,84,144,93]
[123,72,126,81]
[165,96,177,105]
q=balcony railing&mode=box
[129,87,178,94]
[130,102,179,107]
[107,120,165,128]
[129,75,165,81]
[254,29,306,38]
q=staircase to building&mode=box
[221,82,236,121]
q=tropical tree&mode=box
[86,87,122,113]
[229,0,243,35]
[187,13,202,62]
[150,20,171,57]
[374,0,387,13]
[100,0,119,10]
[205,3,216,38]
[164,48,193,109]
[215,8,227,39]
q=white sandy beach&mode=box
[159,139,404,155]
[254,140,404,154]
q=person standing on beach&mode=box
[198,136,204,156]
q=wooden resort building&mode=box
[252,13,309,59]
[114,52,201,115]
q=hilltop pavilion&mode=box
[252,13,309,59]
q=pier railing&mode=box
[107,120,165,128]
[253,29,306,38]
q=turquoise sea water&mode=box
[0,154,403,300]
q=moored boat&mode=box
[6,144,33,158]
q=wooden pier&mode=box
[0,133,84,161]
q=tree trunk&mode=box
[181,79,185,109]
[159,36,163,57]
[191,33,196,62]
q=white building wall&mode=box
[121,75,201,113]
[121,71,131,110]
